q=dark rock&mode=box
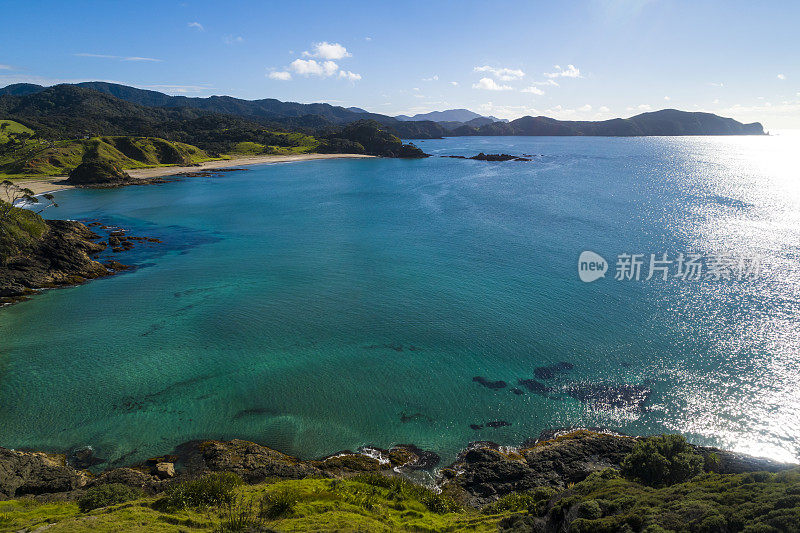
[473,376,507,389]
[470,424,484,430]
[389,444,440,470]
[517,379,551,394]
[67,160,132,186]
[469,153,524,161]
[67,447,105,469]
[0,219,110,304]
[0,448,89,499]
[511,388,525,395]
[91,467,160,492]
[485,421,511,428]
[174,439,325,483]
[533,362,574,380]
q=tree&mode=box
[0,180,57,220]
[620,434,705,486]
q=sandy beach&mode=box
[12,153,374,195]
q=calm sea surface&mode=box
[1,135,799,467]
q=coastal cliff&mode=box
[1,430,797,532]
[0,200,135,304]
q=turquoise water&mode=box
[1,136,799,467]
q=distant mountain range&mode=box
[0,82,765,139]
[395,109,506,124]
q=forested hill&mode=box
[450,109,765,136]
[0,82,448,139]
[0,82,764,139]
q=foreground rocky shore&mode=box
[1,430,793,506]
[0,218,156,305]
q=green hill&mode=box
[0,136,216,179]
[0,120,33,143]
[0,466,798,532]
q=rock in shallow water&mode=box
[473,376,507,389]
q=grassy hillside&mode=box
[228,132,320,156]
[1,466,798,532]
[0,120,33,143]
[0,475,504,532]
[0,136,218,180]
[0,200,47,260]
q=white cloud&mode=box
[338,70,361,81]
[290,58,339,77]
[626,104,652,111]
[0,64,11,70]
[708,82,724,87]
[544,64,581,78]
[75,53,162,62]
[598,106,610,112]
[528,79,559,87]
[223,35,244,45]
[521,86,545,95]
[474,65,525,81]
[449,81,459,86]
[472,77,513,91]
[302,42,351,60]
[663,96,670,101]
[579,104,592,112]
[268,71,292,81]
[187,21,204,31]
[712,98,720,104]
[365,36,372,41]
[777,73,786,80]
[422,75,439,81]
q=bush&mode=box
[349,473,459,514]
[621,435,704,486]
[155,472,243,511]
[78,483,143,512]
[482,491,536,514]
[260,488,299,520]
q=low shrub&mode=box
[260,489,299,520]
[349,473,459,514]
[621,434,704,486]
[78,483,143,512]
[155,472,243,511]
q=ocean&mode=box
[1,135,798,468]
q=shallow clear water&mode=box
[1,135,799,467]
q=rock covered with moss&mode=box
[325,120,429,158]
[67,159,132,186]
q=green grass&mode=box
[228,132,320,156]
[0,120,34,143]
[502,467,800,532]
[0,200,47,260]
[0,136,220,180]
[2,466,799,532]
[0,477,505,532]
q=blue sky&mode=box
[2,0,798,129]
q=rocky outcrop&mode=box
[438,430,795,507]
[0,219,111,303]
[67,160,132,186]
[0,448,89,498]
[1,432,795,504]
[173,439,325,483]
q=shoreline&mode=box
[11,153,374,196]
[1,429,796,504]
